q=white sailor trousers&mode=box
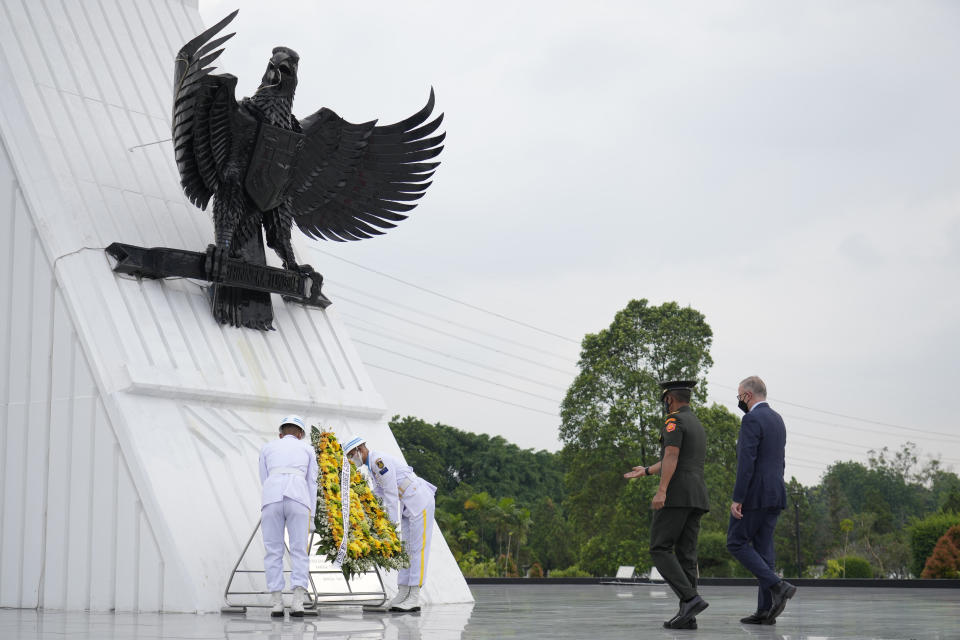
[262,497,310,592]
[398,499,435,587]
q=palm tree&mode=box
[512,506,533,573]
[495,497,516,573]
[465,491,497,556]
[436,511,473,558]
[840,518,854,577]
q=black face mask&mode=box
[663,398,671,415]
[738,399,749,414]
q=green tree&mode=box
[697,530,739,577]
[941,491,960,514]
[931,471,960,513]
[392,415,565,505]
[698,404,740,533]
[908,511,960,577]
[464,491,498,556]
[528,497,576,571]
[559,299,713,575]
[921,524,960,579]
[510,505,533,573]
[494,496,516,571]
[824,556,873,579]
[774,479,821,578]
[839,519,854,576]
[434,510,480,560]
[852,512,910,578]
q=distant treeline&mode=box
[394,414,960,579]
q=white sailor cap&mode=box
[279,415,306,433]
[343,435,366,455]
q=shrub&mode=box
[697,530,733,577]
[497,554,519,577]
[823,556,873,578]
[527,562,544,578]
[907,512,960,577]
[921,524,960,579]
[458,551,498,578]
[548,565,592,578]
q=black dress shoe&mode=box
[740,610,770,625]
[664,595,708,628]
[764,581,796,624]
[663,617,698,629]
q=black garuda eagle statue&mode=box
[172,10,443,329]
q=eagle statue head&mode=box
[257,46,299,96]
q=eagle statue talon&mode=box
[204,244,227,282]
[173,10,443,328]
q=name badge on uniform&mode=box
[376,458,389,475]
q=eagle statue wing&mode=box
[172,10,252,210]
[288,90,445,241]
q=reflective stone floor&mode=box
[1,584,958,639]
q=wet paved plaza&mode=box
[1,583,958,639]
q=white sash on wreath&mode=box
[333,452,351,567]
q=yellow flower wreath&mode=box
[311,427,407,577]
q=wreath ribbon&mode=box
[333,452,351,566]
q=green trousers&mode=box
[649,507,706,602]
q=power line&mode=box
[317,254,955,452]
[785,459,827,471]
[315,247,579,343]
[353,339,562,404]
[334,306,576,376]
[331,286,575,363]
[779,411,960,444]
[710,382,960,443]
[344,321,569,392]
[363,362,559,417]
[787,431,960,465]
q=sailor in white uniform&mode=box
[344,435,437,612]
[259,415,318,617]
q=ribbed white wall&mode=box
[0,0,471,611]
[0,135,166,611]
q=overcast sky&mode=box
[197,0,960,486]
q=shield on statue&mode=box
[244,122,305,211]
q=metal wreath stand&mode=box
[221,516,388,614]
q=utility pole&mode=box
[789,488,804,577]
[793,499,801,577]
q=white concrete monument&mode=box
[0,0,471,612]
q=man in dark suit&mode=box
[726,376,796,625]
[625,380,711,630]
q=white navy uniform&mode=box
[366,450,437,587]
[259,434,318,592]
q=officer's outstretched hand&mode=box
[623,466,646,479]
[651,489,667,510]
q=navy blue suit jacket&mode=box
[732,402,787,510]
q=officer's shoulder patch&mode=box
[375,458,388,474]
[665,423,677,432]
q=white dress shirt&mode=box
[365,449,437,524]
[259,434,318,516]
[749,400,768,412]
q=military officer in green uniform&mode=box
[624,380,711,630]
